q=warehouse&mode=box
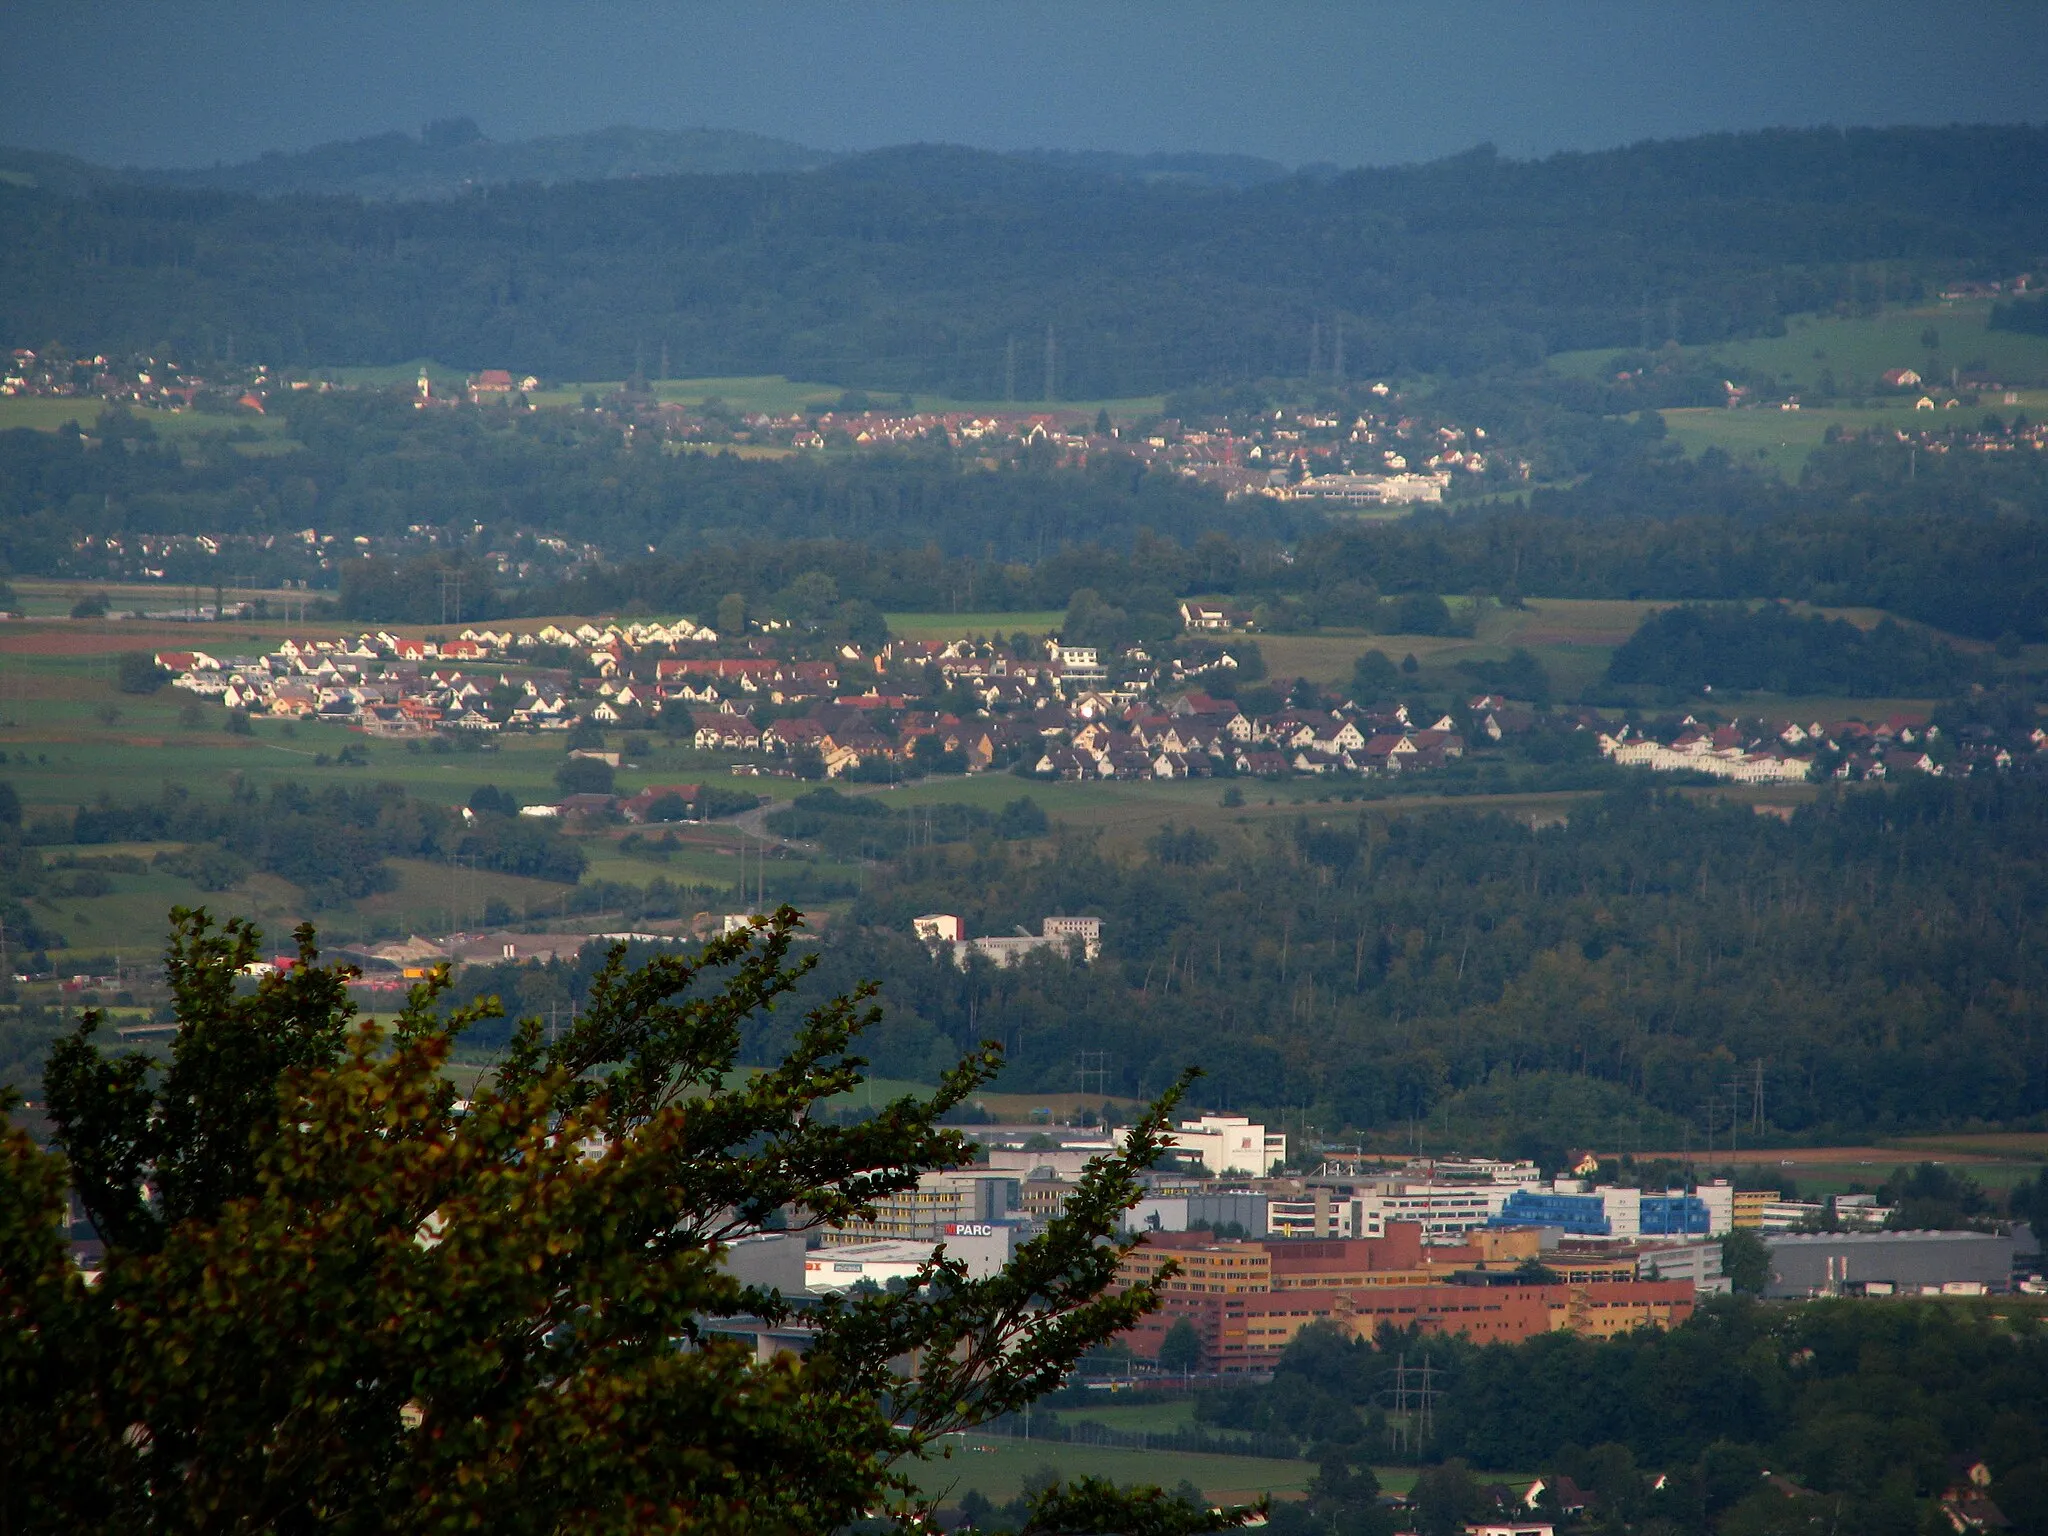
[1763,1230,2016,1297]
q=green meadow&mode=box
[0,395,295,446]
[525,373,1164,418]
[1548,301,2048,477]
[1548,301,2048,395]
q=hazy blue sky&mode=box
[7,1,2047,169]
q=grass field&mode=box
[1056,1400,1198,1434]
[0,395,296,446]
[1548,302,2048,395]
[1547,301,2048,477]
[902,1436,1318,1506]
[1658,402,1996,478]
[884,611,1066,640]
[315,359,471,392]
[523,374,1166,419]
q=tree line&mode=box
[7,125,2048,390]
[1201,1300,2048,1536]
[8,398,2044,645]
[1603,602,1982,698]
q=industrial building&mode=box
[1128,1189,1271,1235]
[1763,1230,2019,1297]
[803,1226,1020,1292]
[816,1170,1018,1246]
[1114,1224,1701,1368]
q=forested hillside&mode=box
[6,126,2046,388]
[448,779,2048,1147]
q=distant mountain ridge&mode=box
[0,121,1305,201]
[129,120,838,198]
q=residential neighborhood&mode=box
[147,621,1496,786]
[1598,711,2043,783]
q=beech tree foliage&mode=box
[1,907,1245,1534]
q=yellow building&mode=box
[1117,1238,1271,1296]
[1548,1283,1695,1338]
[1733,1189,1780,1229]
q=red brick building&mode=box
[1118,1224,1696,1371]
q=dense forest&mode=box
[1603,603,1982,697]
[443,778,2048,1149]
[6,126,2047,389]
[1190,1300,2048,1536]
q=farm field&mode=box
[1892,1132,2048,1161]
[4,580,322,622]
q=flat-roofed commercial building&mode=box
[818,1171,1017,1246]
[1115,1224,1697,1370]
[1733,1189,1779,1229]
[804,1226,1020,1292]
[1122,1277,1697,1369]
[1764,1230,2017,1297]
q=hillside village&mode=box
[148,613,2048,795]
[4,345,1516,507]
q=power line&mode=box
[1382,1350,1443,1456]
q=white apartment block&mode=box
[1160,1115,1289,1177]
[1352,1181,1516,1241]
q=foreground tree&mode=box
[2,907,1247,1534]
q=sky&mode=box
[5,0,2048,170]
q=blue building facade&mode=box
[1489,1188,1712,1237]
[1492,1189,1611,1234]
[1639,1193,1713,1235]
